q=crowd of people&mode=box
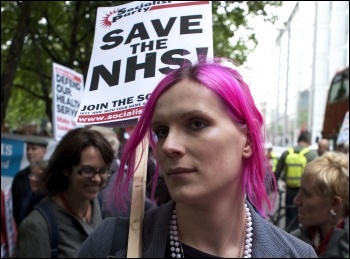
[1,58,348,258]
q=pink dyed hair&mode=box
[114,57,275,216]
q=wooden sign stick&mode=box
[127,136,149,258]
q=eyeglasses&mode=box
[74,166,114,178]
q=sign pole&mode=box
[127,136,149,258]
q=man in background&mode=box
[317,138,330,156]
[275,130,318,232]
[11,137,47,227]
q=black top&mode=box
[11,166,32,226]
[164,237,221,258]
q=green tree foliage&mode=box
[1,1,281,133]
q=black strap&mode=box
[34,203,59,258]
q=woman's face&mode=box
[29,167,44,193]
[151,79,252,204]
[293,174,332,227]
[66,146,109,201]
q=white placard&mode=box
[52,63,84,141]
[75,1,213,127]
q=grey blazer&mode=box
[16,196,103,258]
[290,216,349,258]
[78,200,317,258]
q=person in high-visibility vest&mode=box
[267,147,279,173]
[275,130,318,232]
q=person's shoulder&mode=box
[78,217,128,258]
[142,201,174,237]
[18,204,48,233]
[260,219,317,257]
[98,217,124,231]
[36,195,52,205]
[87,217,124,248]
[290,227,305,240]
[292,145,302,152]
[249,206,317,258]
[87,216,128,239]
[278,149,289,162]
[145,196,157,211]
[283,223,310,242]
[24,196,51,216]
[12,166,30,180]
[307,149,318,160]
[144,200,174,219]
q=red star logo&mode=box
[101,9,118,28]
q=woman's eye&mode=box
[190,120,207,130]
[301,189,311,198]
[81,167,95,174]
[154,127,168,138]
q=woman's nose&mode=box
[162,131,185,157]
[293,192,301,206]
[91,172,103,182]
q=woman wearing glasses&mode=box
[16,127,114,258]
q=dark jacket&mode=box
[290,217,349,258]
[78,200,318,258]
[11,166,32,227]
[16,196,103,258]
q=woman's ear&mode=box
[242,140,253,158]
[331,196,342,211]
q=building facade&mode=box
[265,1,349,148]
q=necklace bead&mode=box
[169,203,253,258]
[169,211,184,258]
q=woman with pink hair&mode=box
[79,58,317,258]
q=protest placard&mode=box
[75,1,213,127]
[52,63,84,141]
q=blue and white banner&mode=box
[1,137,26,178]
[1,134,57,190]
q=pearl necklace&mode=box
[169,203,253,258]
